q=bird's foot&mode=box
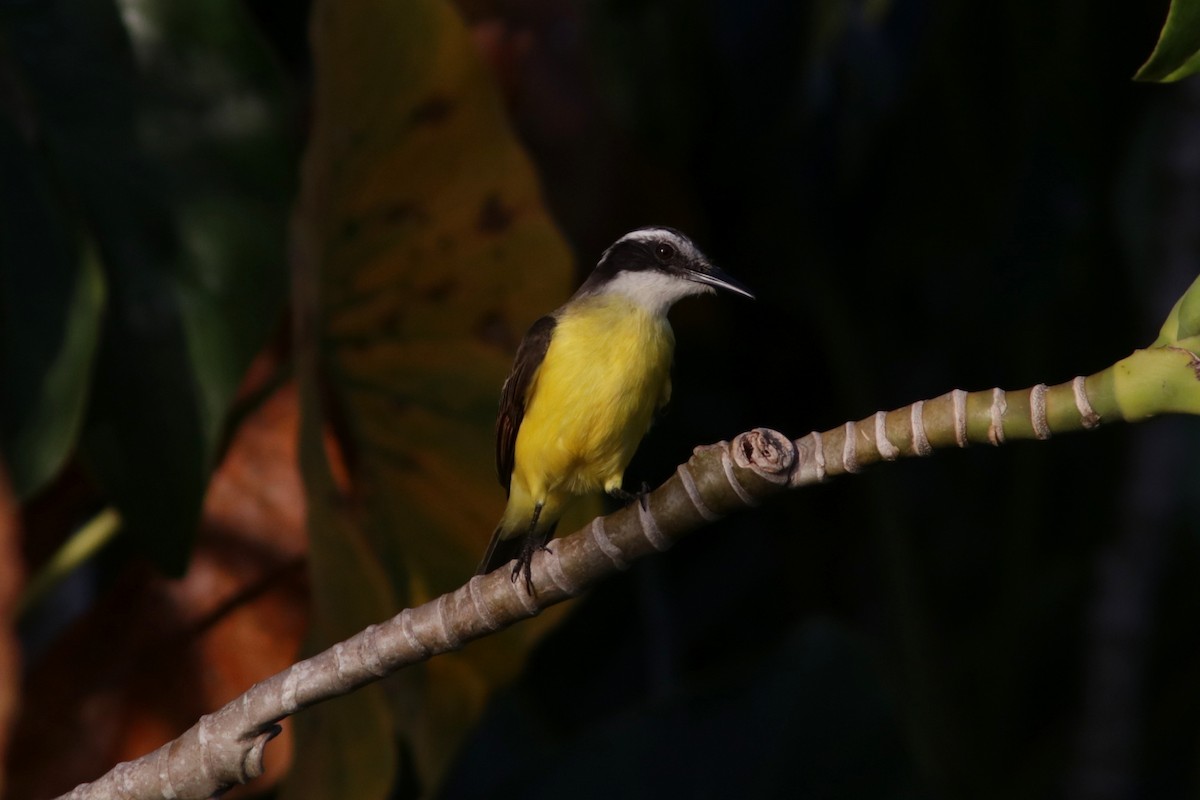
[608,482,652,511]
[509,536,553,595]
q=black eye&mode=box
[654,243,676,262]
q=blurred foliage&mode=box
[6,0,1200,799]
[1138,0,1200,81]
[285,0,577,795]
[0,0,295,571]
[7,372,308,800]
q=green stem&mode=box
[783,343,1200,486]
[18,507,122,619]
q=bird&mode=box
[477,226,754,591]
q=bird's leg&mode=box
[511,501,548,594]
[606,481,652,511]
[514,535,540,594]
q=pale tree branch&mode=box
[56,432,786,800]
[57,351,1200,800]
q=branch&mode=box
[57,306,1200,799]
[54,430,784,800]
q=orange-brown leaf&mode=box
[0,465,24,798]
[7,381,308,799]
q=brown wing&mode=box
[496,314,556,494]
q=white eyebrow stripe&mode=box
[616,227,679,244]
[613,228,702,263]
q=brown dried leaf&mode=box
[7,380,308,799]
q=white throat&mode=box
[597,269,711,316]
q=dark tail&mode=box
[476,524,557,576]
[476,526,520,575]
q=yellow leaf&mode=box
[289,0,575,795]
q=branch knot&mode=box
[732,428,795,483]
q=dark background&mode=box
[9,0,1200,797]
[432,1,1200,799]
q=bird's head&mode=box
[578,227,754,314]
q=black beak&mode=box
[688,262,755,300]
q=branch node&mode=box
[241,726,279,781]
[588,515,629,568]
[156,741,177,800]
[280,662,307,714]
[467,575,501,631]
[874,411,899,460]
[508,572,539,613]
[720,449,758,508]
[842,421,861,473]
[398,613,432,661]
[911,401,932,456]
[952,389,968,447]
[1073,376,1101,428]
[676,462,719,521]
[332,643,349,682]
[638,496,672,550]
[545,548,583,594]
[1031,383,1051,439]
[988,388,1007,445]
[811,430,827,481]
[1165,344,1200,378]
[435,593,462,650]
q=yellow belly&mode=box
[500,295,673,535]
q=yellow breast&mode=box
[513,294,674,500]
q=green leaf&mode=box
[0,115,105,498]
[127,1,297,440]
[1135,0,1200,82]
[1152,273,1200,346]
[2,0,207,570]
[1175,274,1200,341]
[1,0,294,571]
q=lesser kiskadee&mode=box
[478,227,754,589]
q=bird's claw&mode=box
[608,482,652,511]
[509,540,552,595]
